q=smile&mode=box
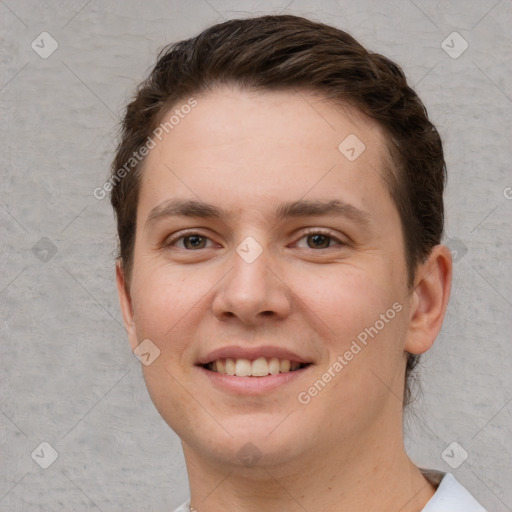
[203,357,310,377]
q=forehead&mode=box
[139,87,393,221]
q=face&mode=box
[118,87,434,471]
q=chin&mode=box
[179,412,314,472]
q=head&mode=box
[112,15,451,470]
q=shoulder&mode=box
[421,469,487,512]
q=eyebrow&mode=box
[145,198,371,227]
[275,199,371,225]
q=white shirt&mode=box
[173,470,487,511]
[420,471,487,511]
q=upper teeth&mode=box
[208,357,302,377]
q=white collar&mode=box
[420,471,487,511]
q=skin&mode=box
[116,86,452,511]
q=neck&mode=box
[182,420,436,512]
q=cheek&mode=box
[129,264,214,434]
[131,262,210,339]
[293,265,408,405]
[293,264,400,343]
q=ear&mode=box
[116,261,139,352]
[405,244,453,355]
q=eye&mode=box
[167,233,216,250]
[294,230,344,249]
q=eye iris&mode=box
[308,234,330,249]
[184,235,206,249]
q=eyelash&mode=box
[164,228,346,250]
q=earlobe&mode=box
[405,245,453,355]
[115,261,139,352]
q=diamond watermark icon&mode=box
[31,32,59,59]
[237,442,263,467]
[31,441,59,469]
[338,134,366,161]
[32,237,58,263]
[445,237,468,263]
[133,339,161,366]
[441,32,468,59]
[441,441,468,469]
[236,236,263,264]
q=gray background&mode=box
[1,0,511,510]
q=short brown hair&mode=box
[111,14,446,405]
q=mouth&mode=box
[196,346,314,394]
[201,357,311,377]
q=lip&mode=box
[196,345,312,366]
[198,364,312,395]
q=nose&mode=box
[211,243,293,325]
